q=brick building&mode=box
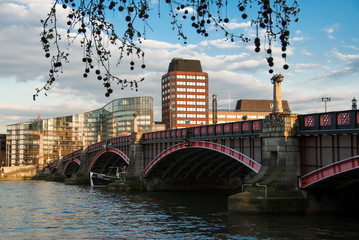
[162,58,209,129]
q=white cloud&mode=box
[0,0,358,134]
[322,23,340,39]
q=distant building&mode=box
[6,97,154,166]
[0,134,6,167]
[161,58,209,129]
[210,99,291,124]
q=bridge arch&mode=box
[143,141,261,179]
[87,148,130,175]
[50,166,58,175]
[299,155,359,189]
[62,158,81,177]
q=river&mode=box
[0,181,358,239]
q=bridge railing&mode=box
[142,120,263,143]
[87,135,131,153]
[62,148,83,162]
[298,109,359,132]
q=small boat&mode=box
[90,172,120,186]
[90,166,126,186]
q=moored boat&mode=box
[90,166,126,186]
[90,172,120,186]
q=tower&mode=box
[212,93,218,124]
[161,58,209,129]
[271,73,284,113]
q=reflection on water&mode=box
[0,181,358,239]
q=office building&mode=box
[162,58,209,129]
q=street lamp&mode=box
[270,73,284,113]
[352,97,357,110]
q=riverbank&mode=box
[0,165,42,181]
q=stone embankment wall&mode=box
[0,165,38,180]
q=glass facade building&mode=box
[6,97,153,166]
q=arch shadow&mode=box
[87,148,130,175]
[143,141,261,179]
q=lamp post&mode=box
[352,97,357,110]
[321,97,331,112]
[270,73,284,113]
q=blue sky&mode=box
[0,0,359,134]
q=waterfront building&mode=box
[209,99,291,124]
[161,58,209,129]
[6,97,154,166]
[0,134,6,167]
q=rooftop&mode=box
[235,99,291,112]
[167,58,203,73]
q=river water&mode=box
[0,181,358,240]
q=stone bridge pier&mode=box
[228,113,305,213]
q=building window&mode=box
[177,88,186,92]
[177,114,186,118]
[187,88,196,92]
[177,81,186,85]
[196,82,206,86]
[187,95,196,99]
[177,94,186,98]
[177,107,186,111]
[187,114,196,118]
[177,75,186,79]
[187,101,196,105]
[196,89,206,92]
[197,108,206,112]
[187,108,196,111]
[177,101,186,105]
[197,102,206,105]
[197,95,206,99]
[197,76,206,80]
[187,82,196,86]
[197,114,206,118]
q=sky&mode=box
[1,0,359,134]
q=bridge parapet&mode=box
[87,136,131,153]
[142,120,263,143]
[298,109,359,135]
[63,148,83,161]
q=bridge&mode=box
[46,109,359,213]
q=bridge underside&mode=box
[63,162,80,178]
[90,152,128,176]
[143,146,259,191]
[301,168,359,190]
[300,156,359,189]
[147,148,254,179]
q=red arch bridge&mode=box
[46,109,359,193]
